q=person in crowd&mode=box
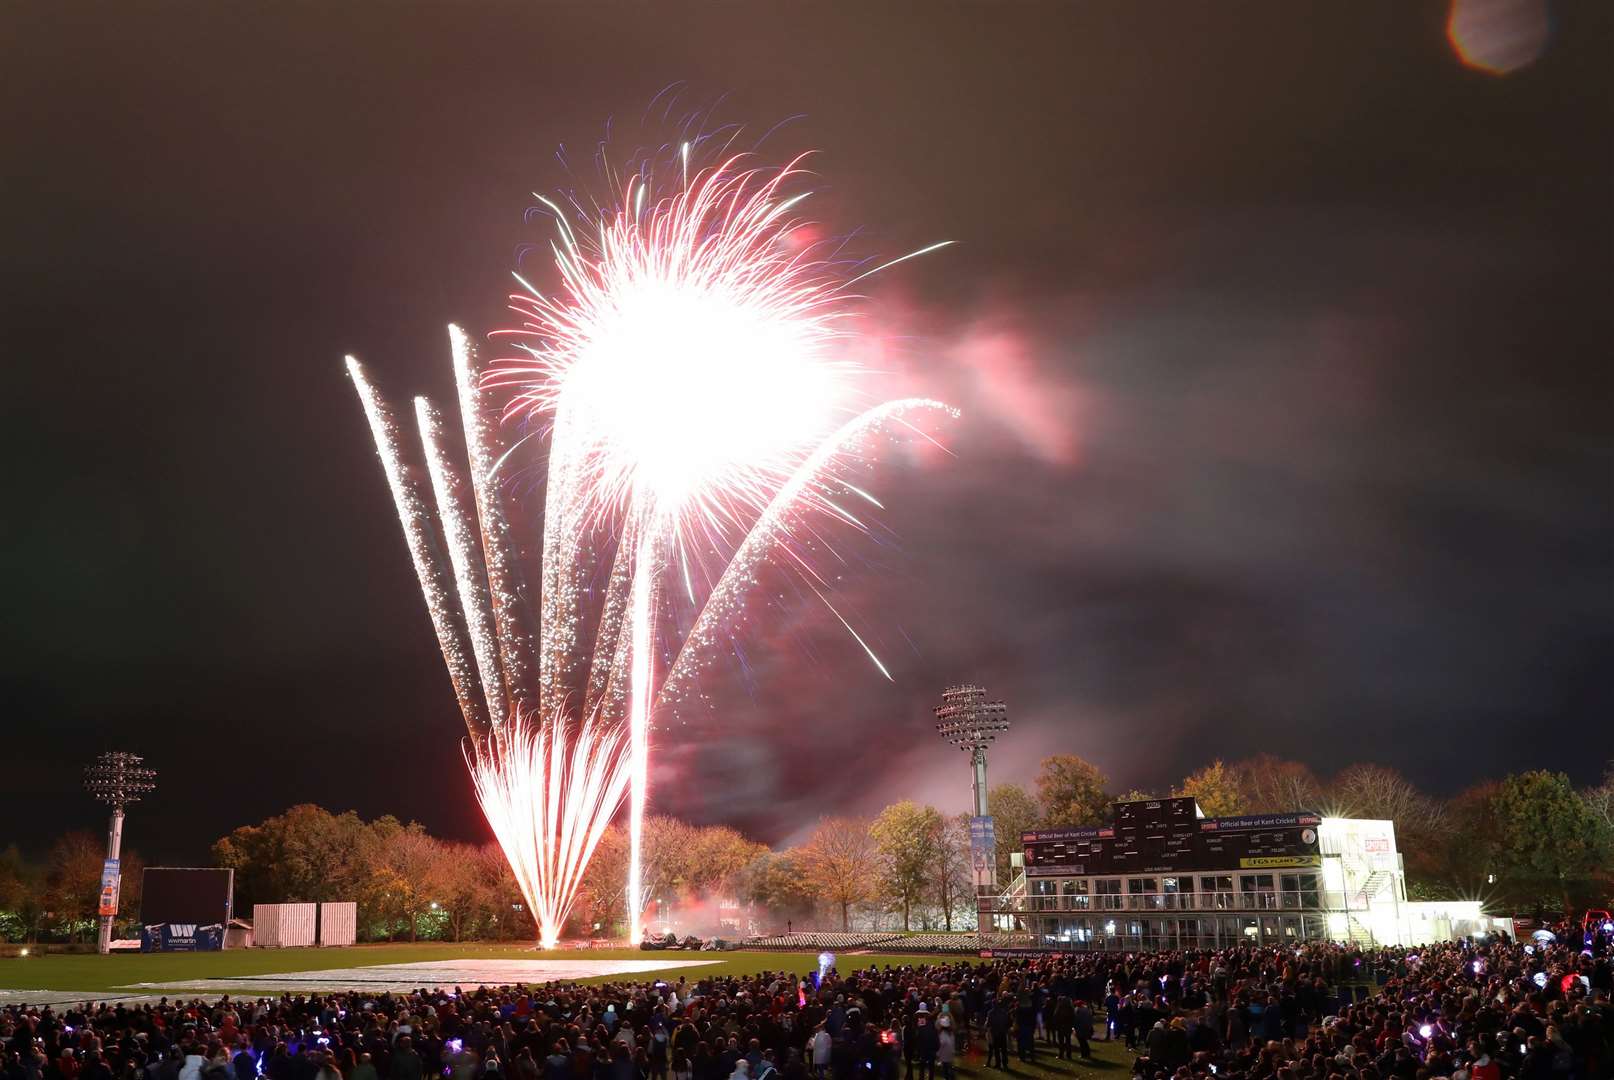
[1072,998,1094,1061]
[388,1040,421,1080]
[906,1012,936,1080]
[806,1028,829,1080]
[984,996,1010,1070]
[932,1018,954,1080]
[1046,996,1072,1060]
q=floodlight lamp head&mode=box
[933,684,1010,751]
[84,750,157,809]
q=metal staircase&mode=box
[1360,869,1394,900]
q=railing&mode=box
[998,889,1345,915]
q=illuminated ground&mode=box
[0,945,1137,1080]
[0,944,946,1000]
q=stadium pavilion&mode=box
[983,796,1497,950]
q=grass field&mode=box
[1,945,1139,1080]
[0,943,955,994]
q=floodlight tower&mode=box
[84,751,156,955]
[935,685,1009,903]
[934,685,1009,818]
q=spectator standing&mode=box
[1072,999,1093,1061]
[932,1019,953,1080]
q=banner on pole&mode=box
[98,859,121,917]
[969,815,997,886]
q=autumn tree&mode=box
[576,825,631,931]
[1115,789,1162,803]
[1583,763,1614,833]
[1230,755,1324,813]
[797,817,878,930]
[1036,754,1111,827]
[1176,760,1246,817]
[685,825,769,895]
[212,804,378,907]
[739,850,818,929]
[0,846,46,943]
[869,801,943,930]
[369,825,440,941]
[1433,781,1505,899]
[477,842,529,940]
[41,832,141,941]
[429,841,490,942]
[1490,770,1612,911]
[628,816,705,915]
[1327,763,1449,885]
[933,814,974,932]
[986,783,1041,883]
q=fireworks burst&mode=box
[349,133,952,947]
[464,707,630,950]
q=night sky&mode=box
[5,3,1610,864]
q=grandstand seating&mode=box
[742,932,903,950]
[742,931,1037,953]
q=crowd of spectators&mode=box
[4,928,1610,1080]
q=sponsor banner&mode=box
[979,948,1058,958]
[1199,813,1321,832]
[969,816,996,887]
[1026,864,1084,878]
[98,859,122,918]
[141,922,225,952]
[1022,826,1112,843]
[1238,855,1323,869]
[968,816,996,870]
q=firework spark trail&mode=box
[626,523,658,949]
[416,396,508,730]
[450,326,537,720]
[347,356,490,738]
[355,339,637,948]
[654,397,953,711]
[465,707,631,950]
[538,406,595,718]
[583,521,637,722]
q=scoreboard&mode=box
[1022,800,1321,877]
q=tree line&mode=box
[2,757,1608,943]
[0,834,146,944]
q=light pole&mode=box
[84,751,157,955]
[934,685,1009,898]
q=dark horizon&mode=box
[5,2,1610,865]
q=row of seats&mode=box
[871,933,1035,952]
[741,931,1040,953]
[743,932,905,950]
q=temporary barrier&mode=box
[253,902,317,947]
[318,901,357,946]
